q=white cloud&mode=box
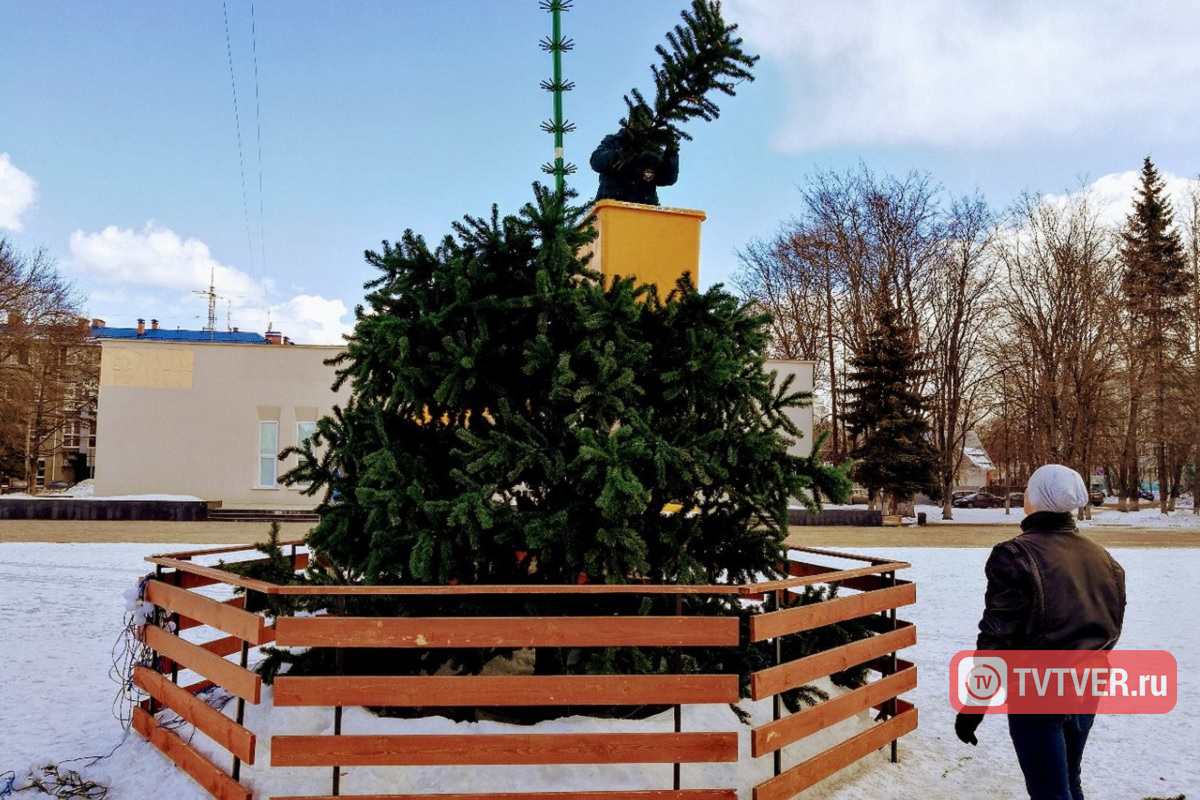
[0,153,38,230]
[1049,168,1200,229]
[263,295,352,345]
[727,0,1200,151]
[68,222,271,298]
[69,222,353,345]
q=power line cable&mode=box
[250,0,268,314]
[221,0,259,297]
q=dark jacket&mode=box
[590,133,679,206]
[976,511,1125,651]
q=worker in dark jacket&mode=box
[590,130,679,206]
[955,464,1126,800]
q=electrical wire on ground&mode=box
[1,576,154,798]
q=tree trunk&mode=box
[825,272,840,461]
[1156,343,1169,514]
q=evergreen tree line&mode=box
[734,158,1200,518]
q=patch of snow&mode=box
[1,483,202,502]
[63,479,95,497]
[0,544,1194,799]
[819,501,1200,530]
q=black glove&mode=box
[955,711,984,745]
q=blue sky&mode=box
[3,1,1200,343]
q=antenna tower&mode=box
[193,269,222,332]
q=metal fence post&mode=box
[773,588,783,777]
[232,641,249,780]
[886,570,898,763]
[674,594,683,791]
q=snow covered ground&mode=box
[0,543,1194,799]
[820,499,1200,530]
[0,479,202,502]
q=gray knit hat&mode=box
[1025,464,1089,513]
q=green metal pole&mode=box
[540,1,575,193]
[551,5,565,195]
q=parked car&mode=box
[1088,490,1105,507]
[1008,492,1024,506]
[952,491,1006,509]
[1,478,28,494]
[951,490,975,503]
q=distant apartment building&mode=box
[1,314,97,491]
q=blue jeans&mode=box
[1007,713,1095,800]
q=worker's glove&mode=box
[955,710,984,746]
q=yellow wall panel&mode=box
[101,347,194,388]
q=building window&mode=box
[294,421,318,489]
[63,420,80,449]
[297,421,317,447]
[257,421,279,488]
[36,458,46,488]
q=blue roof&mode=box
[91,326,268,344]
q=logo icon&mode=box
[957,655,1007,706]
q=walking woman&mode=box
[955,464,1126,800]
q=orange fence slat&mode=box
[273,674,739,708]
[269,792,737,800]
[749,583,916,642]
[751,665,917,756]
[752,706,918,800]
[271,584,744,596]
[268,792,738,800]
[274,615,739,649]
[146,580,270,644]
[787,561,914,593]
[132,706,251,800]
[146,557,279,593]
[157,541,307,560]
[751,562,910,594]
[165,551,310,590]
[175,596,246,633]
[133,665,256,764]
[750,622,916,700]
[144,624,261,704]
[271,732,739,767]
[787,546,910,567]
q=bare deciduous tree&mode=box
[0,238,90,489]
[928,194,997,519]
[993,191,1120,518]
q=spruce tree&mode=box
[1120,156,1189,511]
[615,0,758,163]
[284,185,844,590]
[843,300,937,513]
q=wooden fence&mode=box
[132,543,916,800]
